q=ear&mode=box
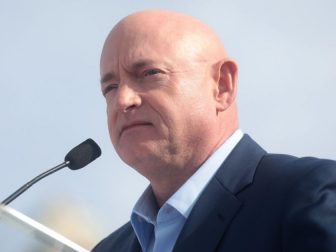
[213,59,238,112]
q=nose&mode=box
[115,83,142,113]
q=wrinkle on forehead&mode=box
[101,10,228,67]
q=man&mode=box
[93,10,336,252]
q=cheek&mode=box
[179,95,216,136]
[106,105,118,141]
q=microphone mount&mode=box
[1,138,101,206]
[1,161,70,205]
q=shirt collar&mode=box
[166,129,243,218]
[132,129,243,221]
[132,186,158,225]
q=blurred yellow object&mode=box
[33,199,104,251]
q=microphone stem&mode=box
[1,161,70,206]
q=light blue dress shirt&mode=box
[131,129,243,252]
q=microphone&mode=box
[1,139,101,206]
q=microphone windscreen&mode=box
[64,139,101,170]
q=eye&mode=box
[143,69,162,76]
[102,84,118,96]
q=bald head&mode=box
[100,10,238,202]
[101,10,228,70]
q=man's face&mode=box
[100,26,218,178]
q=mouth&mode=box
[120,121,153,136]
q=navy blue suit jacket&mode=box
[93,135,336,252]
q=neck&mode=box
[149,106,239,207]
[151,129,239,207]
[150,168,196,207]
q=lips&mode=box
[120,121,153,136]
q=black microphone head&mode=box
[64,139,101,170]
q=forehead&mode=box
[100,24,206,77]
[102,33,172,68]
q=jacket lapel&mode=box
[173,178,242,252]
[173,135,266,252]
[129,235,141,252]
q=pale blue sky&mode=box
[1,0,335,250]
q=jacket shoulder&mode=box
[263,155,336,250]
[244,154,336,208]
[259,153,336,179]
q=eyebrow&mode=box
[100,72,116,85]
[131,59,155,70]
[100,59,158,85]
